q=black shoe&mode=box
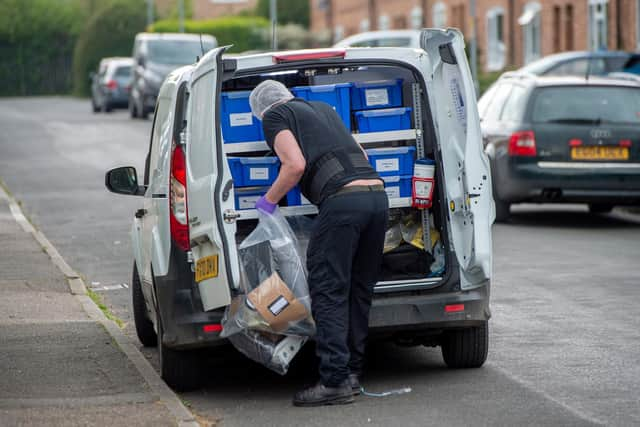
[348,374,361,396]
[292,381,355,407]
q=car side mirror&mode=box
[105,167,145,196]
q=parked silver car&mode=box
[90,57,134,113]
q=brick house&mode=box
[192,0,258,20]
[310,0,640,71]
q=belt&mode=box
[328,184,385,199]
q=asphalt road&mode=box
[1,98,639,426]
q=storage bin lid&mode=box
[222,91,252,99]
[352,79,402,88]
[292,82,353,93]
[366,146,416,155]
[355,107,411,118]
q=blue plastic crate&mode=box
[382,175,412,199]
[350,79,403,110]
[228,157,280,187]
[292,83,352,131]
[286,186,312,207]
[355,107,412,133]
[367,146,416,176]
[234,187,269,210]
[220,91,264,143]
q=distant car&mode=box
[333,30,421,48]
[518,51,640,77]
[479,72,640,221]
[90,57,134,113]
[129,33,217,119]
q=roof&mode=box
[501,72,640,88]
[135,32,216,42]
[333,30,421,47]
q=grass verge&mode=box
[87,288,125,329]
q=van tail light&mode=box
[170,142,190,251]
[619,139,632,148]
[509,131,537,157]
[106,80,118,90]
[273,49,346,63]
[569,138,583,147]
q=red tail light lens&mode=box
[273,49,346,63]
[170,143,190,251]
[619,139,632,148]
[509,131,537,157]
[569,138,583,147]
[106,80,118,89]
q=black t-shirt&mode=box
[262,98,379,202]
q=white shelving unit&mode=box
[223,129,417,154]
[234,197,412,220]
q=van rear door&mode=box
[420,29,494,289]
[185,48,238,310]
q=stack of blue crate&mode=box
[367,146,416,199]
[350,79,412,133]
[292,83,353,131]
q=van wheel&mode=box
[140,107,149,120]
[129,100,139,118]
[157,320,203,391]
[92,98,100,113]
[132,263,157,347]
[494,198,510,223]
[441,321,488,368]
[589,203,613,214]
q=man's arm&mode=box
[264,130,306,204]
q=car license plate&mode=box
[571,146,629,161]
[195,255,218,282]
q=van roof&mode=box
[135,32,216,42]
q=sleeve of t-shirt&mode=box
[261,108,291,150]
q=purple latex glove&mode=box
[255,195,277,214]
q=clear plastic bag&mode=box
[221,210,315,373]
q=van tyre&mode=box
[92,98,100,113]
[129,100,139,118]
[132,263,157,347]
[157,320,203,392]
[589,203,613,214]
[494,197,510,223]
[441,321,488,368]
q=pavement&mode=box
[0,189,199,426]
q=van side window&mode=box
[144,99,171,185]
[483,83,512,122]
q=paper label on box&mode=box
[268,295,290,316]
[249,167,269,181]
[239,195,261,209]
[385,186,400,199]
[365,88,389,106]
[229,112,253,127]
[376,158,399,172]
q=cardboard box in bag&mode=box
[247,272,308,332]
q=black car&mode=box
[518,51,640,77]
[90,57,134,113]
[479,73,640,221]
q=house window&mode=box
[588,0,608,50]
[487,7,506,71]
[433,2,447,28]
[378,14,390,31]
[553,6,561,52]
[565,4,574,50]
[360,18,370,32]
[410,6,423,30]
[519,2,542,64]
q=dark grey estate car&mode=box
[479,73,640,221]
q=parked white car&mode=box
[333,30,422,48]
[106,28,494,391]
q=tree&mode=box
[255,0,309,29]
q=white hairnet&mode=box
[249,80,293,119]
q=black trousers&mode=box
[307,190,389,387]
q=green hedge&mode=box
[149,16,270,53]
[0,0,85,96]
[72,0,147,96]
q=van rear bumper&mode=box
[368,283,491,332]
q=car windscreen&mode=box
[147,40,215,65]
[114,66,131,77]
[531,86,640,125]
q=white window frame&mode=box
[378,14,390,31]
[410,6,423,30]
[486,7,506,71]
[519,2,542,64]
[360,18,370,33]
[433,2,447,28]
[588,0,609,51]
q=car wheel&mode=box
[102,101,113,113]
[441,321,488,369]
[589,203,613,214]
[157,318,203,392]
[494,197,511,223]
[92,97,100,113]
[129,99,139,118]
[132,262,157,347]
[140,107,149,120]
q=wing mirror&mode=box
[105,166,146,196]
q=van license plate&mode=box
[195,255,218,282]
[571,146,628,160]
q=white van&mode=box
[106,29,494,391]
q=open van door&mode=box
[185,47,238,310]
[420,28,494,289]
